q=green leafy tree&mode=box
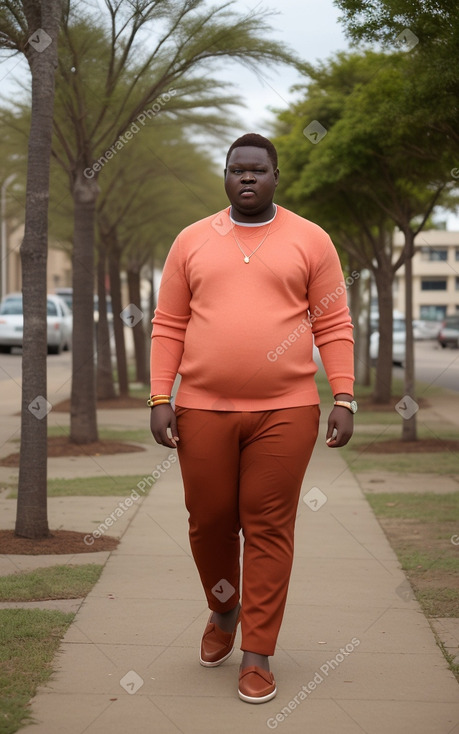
[274,51,454,437]
[335,0,459,143]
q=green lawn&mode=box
[343,447,459,475]
[0,565,103,602]
[47,425,152,443]
[363,491,459,624]
[417,589,459,618]
[8,474,154,499]
[341,426,459,475]
[365,492,459,522]
[0,609,74,734]
[398,550,459,573]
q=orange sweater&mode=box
[151,205,354,410]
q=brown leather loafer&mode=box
[238,665,277,703]
[199,607,241,667]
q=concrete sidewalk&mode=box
[10,414,459,734]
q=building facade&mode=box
[393,230,459,320]
[2,223,72,299]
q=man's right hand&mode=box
[150,404,179,448]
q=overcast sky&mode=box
[210,0,350,164]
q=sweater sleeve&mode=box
[150,236,191,396]
[308,236,355,397]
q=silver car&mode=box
[438,315,459,349]
[0,293,72,354]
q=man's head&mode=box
[224,133,279,223]
[225,133,278,171]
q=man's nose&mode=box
[241,170,256,181]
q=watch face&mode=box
[350,400,358,414]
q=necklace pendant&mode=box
[244,256,250,263]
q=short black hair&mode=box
[225,133,278,170]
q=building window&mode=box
[456,248,459,261]
[421,279,447,291]
[456,277,459,291]
[420,247,448,261]
[420,305,446,320]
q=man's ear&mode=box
[223,168,227,180]
[274,168,280,186]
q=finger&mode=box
[170,414,179,443]
[326,413,337,439]
[158,432,177,449]
[326,425,338,444]
[151,424,174,448]
[329,429,352,448]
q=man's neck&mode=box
[229,203,277,226]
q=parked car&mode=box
[413,319,442,340]
[437,315,459,349]
[53,287,73,311]
[0,293,72,354]
[54,288,113,323]
[370,313,406,366]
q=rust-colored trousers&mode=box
[175,405,320,656]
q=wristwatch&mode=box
[334,399,358,414]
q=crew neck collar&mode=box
[229,204,278,227]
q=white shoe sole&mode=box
[199,645,235,667]
[238,686,277,703]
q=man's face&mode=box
[224,146,279,221]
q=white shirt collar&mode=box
[229,204,278,227]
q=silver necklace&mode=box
[231,220,274,264]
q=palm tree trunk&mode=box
[70,169,99,443]
[108,244,129,396]
[96,239,116,399]
[15,0,61,538]
[127,264,148,385]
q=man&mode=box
[150,133,355,704]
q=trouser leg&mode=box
[175,407,241,613]
[175,405,320,652]
[238,405,320,656]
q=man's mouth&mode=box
[240,188,256,197]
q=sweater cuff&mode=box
[150,381,175,397]
[328,377,355,397]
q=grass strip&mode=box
[365,492,459,522]
[8,473,154,499]
[421,589,459,617]
[365,491,459,622]
[341,429,459,474]
[343,448,459,475]
[0,609,74,734]
[398,550,459,573]
[0,565,103,602]
[47,426,152,443]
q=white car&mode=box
[0,293,72,354]
[413,319,442,340]
[370,315,406,366]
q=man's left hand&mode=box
[325,405,354,447]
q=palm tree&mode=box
[0,0,62,538]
